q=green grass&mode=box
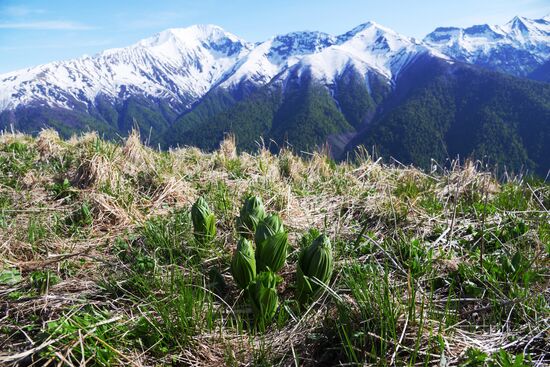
[29,270,60,294]
[41,305,131,365]
[0,140,38,189]
[336,263,402,364]
[1,132,548,366]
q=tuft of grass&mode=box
[49,178,76,201]
[335,263,403,364]
[0,140,37,189]
[27,216,48,246]
[0,193,13,228]
[41,305,130,365]
[29,270,60,294]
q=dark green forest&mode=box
[348,57,550,176]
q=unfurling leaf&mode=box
[231,238,256,289]
[191,197,216,244]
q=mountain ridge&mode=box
[3,15,548,114]
[424,15,550,77]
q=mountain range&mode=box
[1,15,549,175]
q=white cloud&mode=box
[0,21,95,30]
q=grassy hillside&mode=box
[163,74,361,153]
[0,130,548,366]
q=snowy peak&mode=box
[509,16,529,30]
[425,23,508,50]
[271,31,336,56]
[337,21,378,40]
[424,15,550,45]
[329,20,430,79]
[135,24,250,53]
[338,21,421,52]
[424,15,550,75]
[504,16,550,41]
[506,15,550,31]
[424,27,462,43]
[220,21,429,89]
[338,21,406,43]
[0,24,253,112]
[143,24,242,44]
[463,24,506,38]
[219,31,336,88]
[107,24,252,64]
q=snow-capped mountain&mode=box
[424,16,550,76]
[1,16,548,115]
[0,25,252,112]
[219,31,337,88]
[221,21,438,89]
[0,21,446,114]
[277,21,439,86]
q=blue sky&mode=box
[1,0,549,73]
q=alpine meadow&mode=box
[0,2,549,366]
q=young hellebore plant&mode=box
[255,214,289,272]
[236,196,266,237]
[296,234,333,303]
[191,197,216,244]
[231,238,257,290]
[249,271,279,328]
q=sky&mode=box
[0,0,549,74]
